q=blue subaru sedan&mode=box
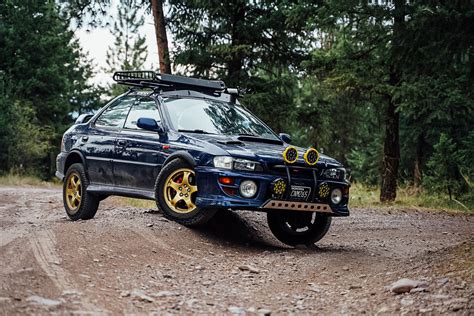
[56,71,350,246]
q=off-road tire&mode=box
[267,211,332,246]
[155,159,217,226]
[63,163,99,221]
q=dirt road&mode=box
[0,186,472,315]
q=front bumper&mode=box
[194,166,350,216]
[55,152,67,181]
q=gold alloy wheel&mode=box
[65,172,82,214]
[163,168,198,214]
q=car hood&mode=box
[180,133,342,167]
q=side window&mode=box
[124,99,161,130]
[95,97,135,128]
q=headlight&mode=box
[331,188,342,204]
[213,156,261,171]
[322,168,346,180]
[213,156,233,169]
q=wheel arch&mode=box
[64,150,87,174]
[162,151,196,168]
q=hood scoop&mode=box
[217,140,245,146]
[237,136,283,145]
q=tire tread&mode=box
[155,159,216,226]
[63,163,99,221]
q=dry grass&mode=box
[0,174,60,187]
[349,183,474,213]
[111,197,156,209]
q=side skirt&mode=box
[87,184,155,200]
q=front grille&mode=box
[268,164,317,180]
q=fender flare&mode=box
[65,150,87,171]
[162,151,196,167]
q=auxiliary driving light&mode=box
[330,188,342,204]
[303,148,320,165]
[240,180,258,198]
[318,182,330,198]
[270,178,287,197]
[282,146,298,164]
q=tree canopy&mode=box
[0,0,472,204]
[0,0,101,176]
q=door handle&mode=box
[81,136,89,142]
[117,139,127,146]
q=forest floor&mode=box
[0,186,472,315]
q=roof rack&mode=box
[113,70,227,92]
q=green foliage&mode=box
[7,103,53,175]
[347,137,383,186]
[424,134,461,197]
[165,0,473,202]
[424,132,474,199]
[1,0,472,204]
[456,132,474,189]
[105,0,148,72]
[167,0,309,133]
[0,0,102,177]
[297,0,473,200]
[104,0,148,97]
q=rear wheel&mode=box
[267,211,332,246]
[63,163,99,221]
[155,159,216,226]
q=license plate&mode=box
[290,186,311,201]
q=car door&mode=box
[84,96,135,185]
[113,97,167,190]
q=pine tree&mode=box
[0,0,101,176]
[167,0,312,133]
[105,0,148,73]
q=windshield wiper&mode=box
[238,133,259,137]
[178,129,211,134]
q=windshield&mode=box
[162,97,279,140]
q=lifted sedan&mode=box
[56,71,350,246]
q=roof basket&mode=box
[113,70,227,92]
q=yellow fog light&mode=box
[319,182,330,198]
[272,178,287,195]
[282,146,298,164]
[303,148,320,165]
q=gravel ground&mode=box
[0,186,472,315]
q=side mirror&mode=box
[75,113,94,125]
[137,117,163,133]
[279,133,292,144]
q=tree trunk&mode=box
[414,132,424,187]
[380,84,400,202]
[151,0,171,74]
[380,0,405,202]
[228,3,246,85]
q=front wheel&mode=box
[155,159,216,226]
[267,211,332,246]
